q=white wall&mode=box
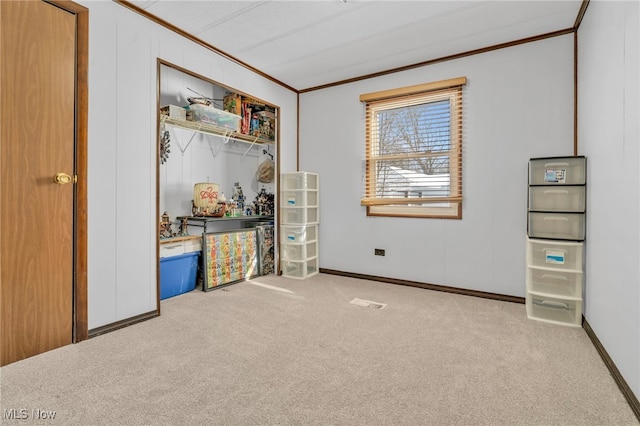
[300,35,575,297]
[578,0,639,398]
[81,1,297,329]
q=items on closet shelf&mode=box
[280,172,319,279]
[526,156,586,327]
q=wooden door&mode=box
[0,0,86,366]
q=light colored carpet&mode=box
[1,273,637,425]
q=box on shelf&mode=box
[186,104,241,131]
[240,97,276,140]
[223,93,242,116]
[160,104,186,121]
[160,252,199,300]
[252,110,275,140]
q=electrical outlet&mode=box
[374,248,385,256]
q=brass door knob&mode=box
[53,173,73,185]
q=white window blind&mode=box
[360,77,466,218]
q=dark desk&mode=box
[177,215,274,234]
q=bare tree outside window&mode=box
[374,99,451,201]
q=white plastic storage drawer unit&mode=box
[528,212,585,241]
[280,224,317,243]
[281,206,319,225]
[526,294,582,327]
[281,171,320,280]
[281,189,318,207]
[525,156,586,327]
[281,241,318,262]
[525,237,583,327]
[528,186,586,212]
[528,156,586,186]
[526,267,583,299]
[281,257,319,279]
[526,238,583,271]
[282,172,319,190]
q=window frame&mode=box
[360,77,466,219]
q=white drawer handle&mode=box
[543,216,569,221]
[544,162,569,167]
[541,274,568,281]
[543,190,569,195]
[535,300,569,310]
[543,249,566,254]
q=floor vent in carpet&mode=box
[350,298,386,309]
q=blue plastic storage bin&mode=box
[160,252,199,300]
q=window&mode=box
[360,77,466,218]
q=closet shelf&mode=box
[160,115,275,146]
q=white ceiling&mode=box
[128,0,583,91]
